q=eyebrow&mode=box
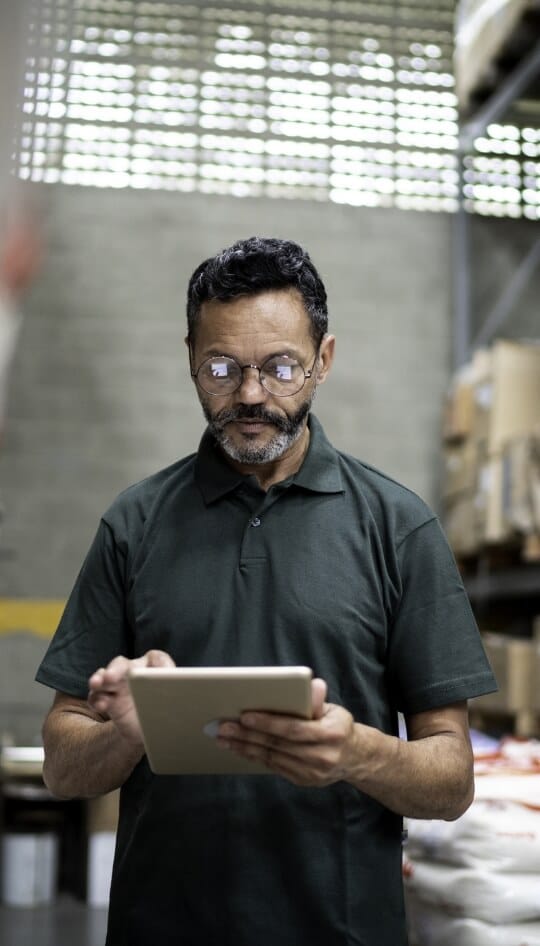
[201,348,304,362]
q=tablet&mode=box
[127,665,313,775]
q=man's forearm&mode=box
[42,710,144,799]
[346,723,474,821]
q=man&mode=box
[37,236,496,946]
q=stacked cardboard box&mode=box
[442,341,540,558]
[471,633,537,730]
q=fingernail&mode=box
[202,720,220,739]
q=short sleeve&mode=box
[387,517,497,715]
[35,519,132,698]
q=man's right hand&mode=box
[88,650,175,749]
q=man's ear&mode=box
[185,336,196,377]
[316,334,335,385]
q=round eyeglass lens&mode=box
[260,356,305,395]
[198,357,240,394]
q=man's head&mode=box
[186,236,328,348]
[186,237,334,475]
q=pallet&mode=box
[456,533,540,575]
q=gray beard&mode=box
[218,423,304,465]
[202,393,315,465]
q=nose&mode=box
[235,365,267,403]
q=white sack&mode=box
[474,772,540,807]
[405,799,540,872]
[404,859,540,923]
[406,895,540,946]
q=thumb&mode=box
[311,677,328,719]
[144,649,176,668]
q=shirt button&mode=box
[250,517,261,528]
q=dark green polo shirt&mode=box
[36,415,496,946]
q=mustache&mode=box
[211,405,291,430]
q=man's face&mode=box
[189,288,333,467]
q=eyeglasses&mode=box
[191,351,319,397]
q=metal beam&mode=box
[472,235,540,349]
[452,167,471,370]
[459,39,540,152]
[453,38,540,367]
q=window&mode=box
[14,0,539,218]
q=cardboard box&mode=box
[442,433,540,553]
[474,453,510,545]
[442,376,475,443]
[472,633,535,713]
[502,432,540,535]
[489,341,540,454]
[442,348,492,443]
[444,342,540,454]
[443,492,479,557]
[442,440,479,501]
[468,347,494,443]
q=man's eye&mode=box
[275,364,293,380]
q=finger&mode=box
[311,677,328,719]
[238,711,317,743]
[106,655,131,670]
[220,723,327,765]
[218,722,283,751]
[219,736,297,768]
[88,666,107,688]
[87,691,113,719]
[88,650,174,691]
[221,737,328,785]
[96,655,132,684]
[145,650,175,668]
[239,702,335,742]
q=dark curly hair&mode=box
[186,236,328,346]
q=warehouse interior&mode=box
[0,1,539,944]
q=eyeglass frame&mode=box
[189,347,320,398]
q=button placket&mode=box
[238,487,289,565]
[239,506,267,565]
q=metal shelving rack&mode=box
[452,34,540,370]
[451,18,540,611]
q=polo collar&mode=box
[195,413,344,505]
[292,414,344,494]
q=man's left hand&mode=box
[216,677,358,786]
